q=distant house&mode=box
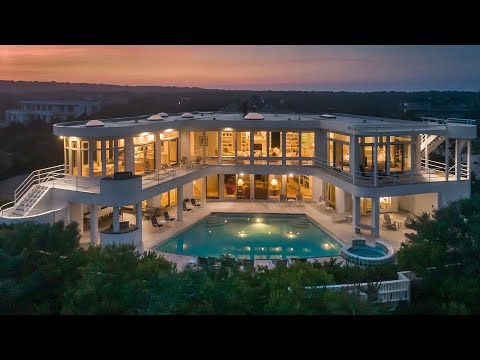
[5,100,101,124]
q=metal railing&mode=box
[142,162,211,189]
[421,116,477,125]
[14,164,67,205]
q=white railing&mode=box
[305,271,412,304]
[421,116,477,125]
[0,201,15,217]
[47,174,101,193]
[14,164,67,204]
[142,162,212,189]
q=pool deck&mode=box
[80,201,412,270]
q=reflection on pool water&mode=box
[155,213,342,259]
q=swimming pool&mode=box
[155,213,342,259]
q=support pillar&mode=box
[353,195,361,234]
[201,177,207,205]
[250,131,255,161]
[135,202,143,230]
[314,129,327,160]
[113,207,120,232]
[125,136,134,173]
[177,186,183,221]
[250,174,255,200]
[89,204,98,245]
[114,139,119,173]
[386,136,391,175]
[218,130,222,166]
[467,140,471,180]
[88,139,95,177]
[455,139,461,181]
[371,197,380,238]
[101,140,107,176]
[282,131,287,165]
[373,136,378,186]
[410,134,416,182]
[76,140,82,176]
[350,135,358,184]
[445,137,449,181]
[155,134,163,169]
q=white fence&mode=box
[305,271,412,304]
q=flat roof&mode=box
[53,111,477,139]
[20,100,97,105]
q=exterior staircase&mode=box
[420,134,444,157]
[11,184,50,216]
[9,164,67,217]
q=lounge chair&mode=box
[183,202,192,212]
[382,213,397,230]
[190,198,201,207]
[163,211,175,221]
[150,216,164,228]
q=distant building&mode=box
[5,100,101,124]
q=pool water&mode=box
[348,245,385,258]
[155,213,342,259]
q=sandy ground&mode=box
[0,174,29,201]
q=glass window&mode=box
[205,131,219,157]
[224,174,237,198]
[190,131,203,158]
[268,175,281,199]
[390,135,411,142]
[269,131,282,157]
[193,178,202,198]
[287,174,299,198]
[81,141,89,176]
[301,131,314,157]
[206,175,219,199]
[117,139,125,172]
[221,131,235,157]
[237,174,250,199]
[253,131,267,157]
[254,174,268,199]
[299,175,313,199]
[286,132,299,157]
[236,131,250,157]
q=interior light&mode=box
[270,178,279,187]
[164,129,174,133]
[289,174,293,177]
[59,136,64,140]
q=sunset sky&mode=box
[1,45,479,91]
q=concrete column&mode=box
[89,204,98,245]
[101,140,107,176]
[135,201,143,233]
[218,174,225,200]
[455,139,461,181]
[180,128,190,161]
[350,135,358,183]
[373,136,378,186]
[410,135,416,182]
[371,197,380,238]
[282,131,287,165]
[250,131,255,162]
[155,134,163,168]
[177,186,184,221]
[114,139,119,173]
[149,194,162,208]
[135,202,143,229]
[125,136,134,173]
[281,175,287,197]
[467,140,471,180]
[63,137,67,172]
[445,137,449,181]
[183,182,193,201]
[425,135,429,169]
[201,177,207,205]
[335,187,346,214]
[312,176,323,201]
[113,207,120,232]
[415,134,422,173]
[314,129,327,160]
[68,139,73,175]
[386,136,391,175]
[88,140,94,177]
[202,130,206,161]
[353,195,361,234]
[218,130,222,165]
[76,140,82,177]
[250,174,255,200]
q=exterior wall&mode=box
[398,193,437,216]
[0,207,68,226]
[69,202,85,234]
[334,187,352,214]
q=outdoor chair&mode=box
[163,211,175,221]
[150,216,164,228]
[382,213,397,230]
[190,198,201,207]
[183,202,192,212]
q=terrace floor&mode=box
[80,201,413,270]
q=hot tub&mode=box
[340,238,395,266]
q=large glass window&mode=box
[268,175,281,199]
[237,174,250,199]
[105,140,115,176]
[299,175,313,199]
[117,139,125,172]
[206,175,219,199]
[236,131,250,157]
[134,143,155,175]
[286,174,299,199]
[224,174,237,198]
[301,131,314,157]
[329,140,350,171]
[253,131,267,157]
[269,131,282,157]
[81,141,89,176]
[221,131,235,157]
[328,132,350,142]
[286,132,299,157]
[71,140,78,176]
[190,131,203,158]
[193,178,203,198]
[254,174,268,199]
[205,131,219,158]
